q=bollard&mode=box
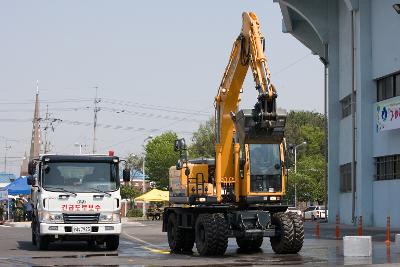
[315,220,320,239]
[357,216,363,236]
[386,243,391,263]
[335,214,340,240]
[386,216,391,244]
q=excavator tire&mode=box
[182,229,195,253]
[270,212,294,254]
[287,212,304,253]
[236,235,263,251]
[213,213,229,256]
[167,213,185,253]
[195,213,228,256]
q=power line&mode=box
[273,53,312,76]
[0,98,93,105]
[102,98,210,117]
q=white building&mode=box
[275,0,400,226]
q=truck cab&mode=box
[27,154,123,250]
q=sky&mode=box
[0,1,324,175]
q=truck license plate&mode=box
[72,226,91,233]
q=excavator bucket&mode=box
[235,109,286,144]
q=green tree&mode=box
[120,184,141,200]
[145,131,180,189]
[284,110,327,205]
[125,153,143,172]
[189,117,215,158]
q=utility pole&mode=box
[4,139,11,173]
[92,86,101,154]
[44,105,49,153]
[41,105,61,154]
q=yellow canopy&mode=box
[134,189,169,202]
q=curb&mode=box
[3,221,31,228]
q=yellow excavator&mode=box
[162,12,304,256]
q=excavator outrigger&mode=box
[162,12,304,256]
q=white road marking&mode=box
[122,231,157,247]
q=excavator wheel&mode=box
[270,212,294,254]
[195,213,228,256]
[167,213,195,253]
[236,235,263,251]
[287,212,304,253]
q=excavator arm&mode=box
[214,12,286,203]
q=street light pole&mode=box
[294,141,307,208]
[142,135,153,218]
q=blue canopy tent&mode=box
[3,176,31,195]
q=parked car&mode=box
[286,207,302,216]
[303,206,327,220]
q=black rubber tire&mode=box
[213,213,228,256]
[270,212,294,254]
[167,213,184,253]
[195,213,228,256]
[287,212,304,253]
[105,235,119,250]
[182,229,195,253]
[31,222,37,246]
[236,235,263,250]
[35,223,49,250]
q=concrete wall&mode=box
[371,0,400,79]
[338,0,352,100]
[370,0,400,227]
[373,180,400,227]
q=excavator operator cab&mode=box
[248,143,282,193]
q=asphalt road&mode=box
[0,221,398,266]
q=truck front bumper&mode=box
[40,223,122,235]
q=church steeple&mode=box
[29,81,41,161]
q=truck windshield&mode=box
[249,144,282,193]
[41,162,119,193]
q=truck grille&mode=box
[63,213,100,224]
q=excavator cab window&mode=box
[249,144,282,193]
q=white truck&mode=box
[27,153,129,250]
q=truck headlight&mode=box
[99,212,120,223]
[39,211,64,223]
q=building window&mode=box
[340,163,355,193]
[340,93,355,118]
[375,155,400,180]
[377,75,398,102]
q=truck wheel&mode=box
[31,222,37,246]
[236,235,263,251]
[195,213,228,256]
[106,235,119,250]
[287,212,304,253]
[35,224,49,250]
[270,212,294,254]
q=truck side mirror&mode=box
[28,161,36,175]
[27,175,35,186]
[122,169,130,182]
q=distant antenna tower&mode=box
[92,86,101,154]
